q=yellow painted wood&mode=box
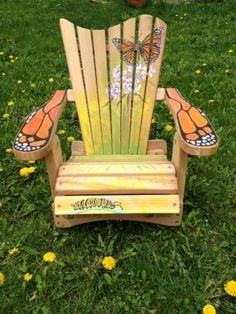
[55,174,177,195]
[138,18,167,154]
[108,24,121,153]
[67,154,167,162]
[54,194,180,215]
[58,162,175,177]
[121,17,136,153]
[77,26,103,154]
[92,29,112,154]
[129,15,153,154]
[60,19,94,154]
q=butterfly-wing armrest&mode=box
[13,90,68,161]
[163,88,219,156]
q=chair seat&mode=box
[54,155,179,215]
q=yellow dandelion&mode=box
[224,280,236,297]
[164,124,173,132]
[7,101,14,107]
[3,113,10,119]
[19,167,30,177]
[23,273,33,282]
[175,14,179,17]
[43,252,56,263]
[180,16,184,20]
[202,304,216,314]
[10,59,15,63]
[15,57,19,60]
[102,256,116,270]
[195,69,201,75]
[228,49,233,53]
[30,83,36,88]
[2,72,6,76]
[208,99,215,104]
[225,69,230,74]
[17,80,23,84]
[48,77,54,83]
[0,272,5,285]
[28,167,35,174]
[9,55,14,59]
[9,247,20,255]
[194,89,200,94]
[0,168,3,172]
[0,200,2,207]
[151,118,156,124]
[5,148,13,153]
[67,136,75,142]
[202,63,207,67]
[57,129,65,135]
[184,13,187,16]
[0,51,4,56]
[28,160,35,164]
[21,90,25,94]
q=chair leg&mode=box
[171,133,188,225]
[45,136,63,198]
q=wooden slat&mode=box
[68,154,167,163]
[138,17,167,154]
[77,26,103,154]
[108,24,121,153]
[54,194,180,215]
[92,29,112,154]
[129,15,153,154]
[67,154,168,162]
[55,175,177,195]
[121,17,136,153]
[60,19,94,154]
[58,162,175,177]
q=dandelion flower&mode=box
[17,80,23,84]
[67,136,75,142]
[0,168,3,172]
[228,49,233,53]
[180,16,184,20]
[3,113,10,119]
[9,55,14,59]
[224,280,236,297]
[184,13,187,16]
[28,167,35,174]
[10,59,15,63]
[28,160,35,164]
[7,101,14,107]
[164,124,173,132]
[23,273,33,282]
[9,247,20,255]
[43,252,56,263]
[208,99,215,104]
[152,118,155,124]
[195,69,201,75]
[48,77,54,83]
[57,129,65,135]
[102,256,116,270]
[0,272,5,285]
[21,90,25,94]
[2,72,6,76]
[202,304,216,314]
[5,148,13,153]
[225,69,230,74]
[19,167,30,177]
[30,83,36,88]
[0,51,4,56]
[194,89,200,94]
[175,14,179,17]
[202,63,207,67]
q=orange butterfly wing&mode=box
[112,38,135,66]
[14,91,66,152]
[139,27,162,64]
[166,89,218,147]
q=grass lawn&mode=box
[0,0,236,313]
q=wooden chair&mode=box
[13,15,219,228]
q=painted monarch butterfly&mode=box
[165,88,218,147]
[112,27,162,66]
[14,90,67,152]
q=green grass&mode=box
[0,0,236,313]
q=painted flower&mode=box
[43,251,56,263]
[102,256,116,270]
[5,148,13,153]
[0,272,5,285]
[48,77,54,83]
[202,304,216,314]
[9,247,20,255]
[2,113,10,119]
[7,101,14,107]
[224,280,236,297]
[164,124,173,132]
[23,273,33,282]
[67,136,75,142]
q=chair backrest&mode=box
[60,15,167,155]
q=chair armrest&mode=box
[163,88,219,156]
[13,90,68,160]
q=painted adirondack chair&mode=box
[13,15,219,228]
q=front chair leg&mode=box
[172,133,188,225]
[45,135,63,198]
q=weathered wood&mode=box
[54,194,179,215]
[92,29,112,154]
[45,136,63,197]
